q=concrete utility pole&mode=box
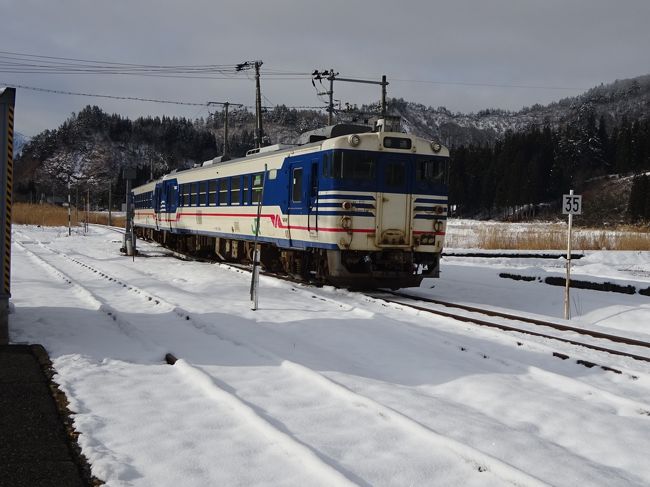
[312,70,389,124]
[0,87,15,344]
[208,101,244,161]
[236,60,264,148]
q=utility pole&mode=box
[327,69,336,125]
[223,102,230,159]
[208,101,243,161]
[254,61,263,148]
[312,70,389,123]
[236,60,264,148]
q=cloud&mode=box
[2,0,649,135]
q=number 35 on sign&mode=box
[562,194,582,215]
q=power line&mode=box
[1,82,211,106]
[1,81,326,111]
[386,77,586,91]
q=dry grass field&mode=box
[446,220,650,251]
[10,204,650,250]
[12,203,125,228]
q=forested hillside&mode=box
[14,74,650,222]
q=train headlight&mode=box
[348,134,361,147]
[431,141,442,153]
[434,205,444,215]
[341,201,353,210]
[341,216,352,230]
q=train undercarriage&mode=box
[135,227,440,289]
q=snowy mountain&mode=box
[13,132,29,158]
[391,74,650,147]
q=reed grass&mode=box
[447,222,650,251]
[12,203,125,228]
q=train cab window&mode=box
[385,161,406,188]
[417,158,449,186]
[252,173,263,204]
[208,180,217,206]
[198,181,207,206]
[329,151,375,180]
[218,179,228,205]
[231,177,241,205]
[292,168,303,203]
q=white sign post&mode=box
[562,190,582,319]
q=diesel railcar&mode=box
[132,121,449,288]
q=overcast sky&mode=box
[2,0,649,137]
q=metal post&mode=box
[0,87,15,344]
[250,165,267,310]
[108,182,112,226]
[67,180,71,236]
[122,167,136,257]
[86,187,90,232]
[564,189,573,320]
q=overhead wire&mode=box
[0,81,325,111]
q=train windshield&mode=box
[416,157,449,187]
[327,151,376,180]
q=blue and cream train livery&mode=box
[132,121,449,288]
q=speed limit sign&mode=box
[562,194,582,215]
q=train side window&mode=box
[183,184,190,207]
[241,176,249,205]
[252,173,263,204]
[219,179,228,205]
[188,183,195,206]
[199,181,207,206]
[208,180,217,206]
[231,177,241,205]
[292,168,303,203]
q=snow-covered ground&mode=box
[8,224,650,486]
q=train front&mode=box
[316,125,449,288]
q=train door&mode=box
[159,179,178,230]
[153,183,163,230]
[307,159,319,236]
[376,158,412,247]
[287,162,310,247]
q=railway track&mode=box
[107,228,650,369]
[365,290,650,368]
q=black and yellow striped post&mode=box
[0,87,15,344]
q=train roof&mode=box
[136,122,449,188]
